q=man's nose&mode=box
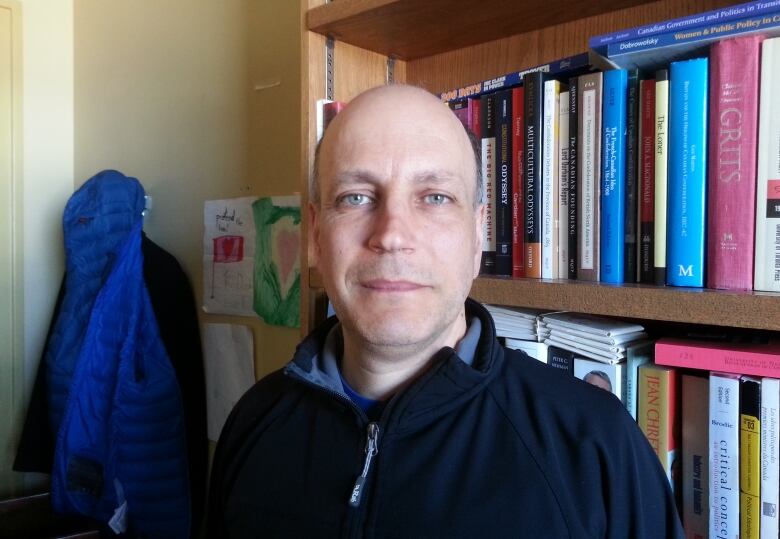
[367,200,415,253]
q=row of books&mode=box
[486,302,780,539]
[443,2,780,291]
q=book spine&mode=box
[707,36,762,290]
[761,377,779,538]
[524,72,545,278]
[600,69,628,284]
[542,79,561,279]
[639,78,656,283]
[568,77,579,280]
[741,377,761,539]
[449,97,470,128]
[480,93,497,274]
[682,374,709,539]
[559,90,571,279]
[710,372,741,539]
[512,87,525,278]
[654,70,669,286]
[626,341,652,420]
[655,340,780,378]
[588,1,775,50]
[547,345,576,375]
[638,364,678,487]
[755,37,780,292]
[495,89,513,276]
[606,10,780,58]
[578,72,603,281]
[625,69,640,283]
[469,96,481,138]
[667,58,708,287]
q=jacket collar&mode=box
[284,298,504,430]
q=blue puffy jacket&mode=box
[48,170,190,538]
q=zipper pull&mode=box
[349,422,379,508]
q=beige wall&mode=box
[74,0,301,380]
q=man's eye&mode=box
[424,193,450,205]
[339,193,372,206]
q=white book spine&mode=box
[580,85,598,272]
[761,377,779,538]
[682,375,709,539]
[755,37,780,292]
[542,80,559,279]
[558,91,570,279]
[710,373,740,539]
[654,76,669,280]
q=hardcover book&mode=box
[682,374,709,539]
[667,58,708,287]
[625,341,652,420]
[624,69,640,283]
[755,36,780,292]
[638,78,655,283]
[638,363,680,488]
[761,377,779,538]
[588,1,778,52]
[542,79,561,279]
[710,372,741,539]
[512,86,525,278]
[524,72,547,278]
[577,72,603,282]
[655,336,780,378]
[740,376,761,539]
[604,9,780,71]
[600,69,628,284]
[654,69,670,286]
[707,35,763,290]
[480,93,497,274]
[495,89,514,276]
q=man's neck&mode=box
[340,314,468,401]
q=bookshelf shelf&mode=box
[307,0,656,61]
[309,269,780,331]
[301,0,777,335]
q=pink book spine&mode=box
[469,97,481,139]
[512,86,525,278]
[706,35,763,290]
[655,339,780,378]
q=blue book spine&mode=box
[606,10,780,57]
[600,69,628,283]
[589,0,775,52]
[667,58,708,287]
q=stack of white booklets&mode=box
[539,312,648,364]
[484,304,551,362]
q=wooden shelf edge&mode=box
[307,0,657,60]
[309,269,780,331]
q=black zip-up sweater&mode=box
[207,299,683,538]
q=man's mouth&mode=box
[360,279,428,292]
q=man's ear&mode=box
[308,201,321,268]
[472,203,485,278]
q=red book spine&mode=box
[512,87,525,277]
[638,79,655,283]
[468,96,481,139]
[655,338,780,378]
[707,35,763,290]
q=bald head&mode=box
[311,85,482,208]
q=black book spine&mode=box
[624,69,640,283]
[547,345,576,375]
[567,76,579,280]
[495,89,513,276]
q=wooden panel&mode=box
[406,0,740,94]
[471,277,780,332]
[307,0,657,60]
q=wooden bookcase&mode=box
[299,0,780,335]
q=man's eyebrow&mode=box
[331,169,460,185]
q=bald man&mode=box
[207,85,683,538]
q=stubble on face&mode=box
[311,85,483,360]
